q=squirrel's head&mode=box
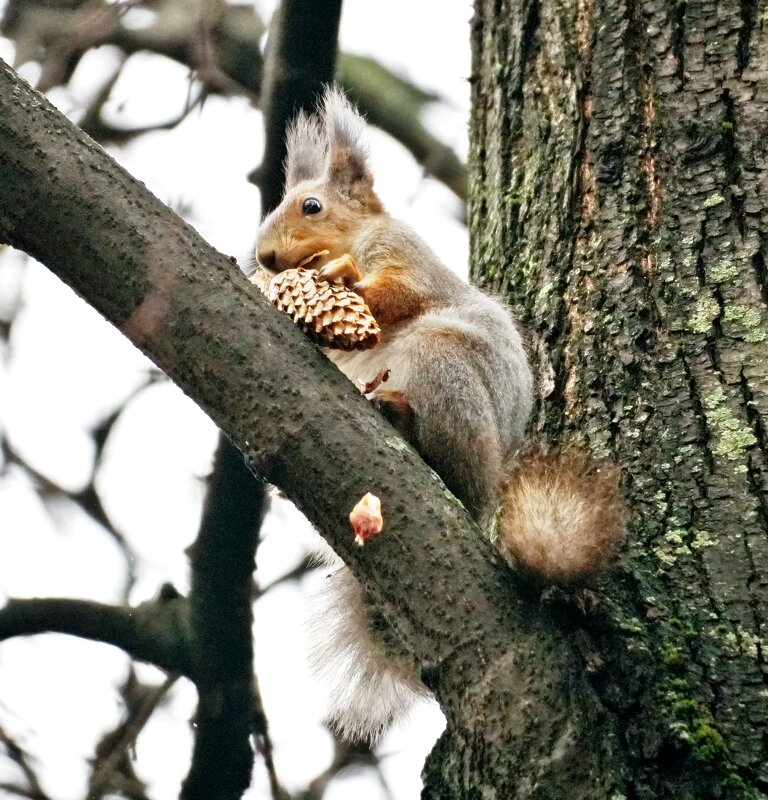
[256,87,384,274]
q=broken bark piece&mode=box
[350,492,384,546]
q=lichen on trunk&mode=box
[468,0,768,797]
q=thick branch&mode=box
[181,2,345,791]
[181,439,266,800]
[0,59,620,792]
[0,53,469,675]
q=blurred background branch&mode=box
[0,0,467,203]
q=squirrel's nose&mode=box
[258,249,277,271]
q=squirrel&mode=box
[255,87,625,741]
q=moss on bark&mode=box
[468,0,768,797]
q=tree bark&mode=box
[4,0,768,791]
[0,58,622,799]
[469,0,768,797]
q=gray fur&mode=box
[284,110,326,190]
[283,87,372,195]
[320,85,369,157]
[321,218,533,740]
[307,539,433,741]
[334,216,533,524]
[271,88,534,741]
[320,86,373,189]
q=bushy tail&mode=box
[306,540,431,741]
[498,447,625,584]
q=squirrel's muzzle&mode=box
[257,249,277,272]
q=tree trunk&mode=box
[468,0,768,797]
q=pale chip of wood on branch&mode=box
[350,492,383,546]
[250,267,380,350]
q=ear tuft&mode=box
[284,110,327,190]
[321,86,367,153]
[321,85,373,191]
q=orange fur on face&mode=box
[259,184,383,274]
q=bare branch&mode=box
[336,54,467,203]
[78,57,205,145]
[1,0,467,200]
[180,439,267,800]
[3,384,150,595]
[89,670,175,799]
[0,720,51,800]
[253,555,313,599]
[0,596,192,677]
[0,51,500,689]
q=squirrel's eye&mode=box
[302,197,322,215]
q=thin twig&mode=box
[88,674,177,798]
[0,720,51,800]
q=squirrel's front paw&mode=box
[317,254,363,286]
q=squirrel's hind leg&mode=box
[373,389,415,442]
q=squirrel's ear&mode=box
[284,110,327,190]
[321,86,375,198]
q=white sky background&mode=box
[0,1,473,798]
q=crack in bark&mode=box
[737,0,758,73]
[470,0,768,791]
[751,247,768,311]
[640,65,661,239]
[721,88,746,237]
[500,0,541,255]
[671,0,687,82]
[738,368,768,669]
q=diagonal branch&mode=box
[88,670,173,800]
[0,58,621,790]
[0,49,513,689]
[0,719,51,800]
[0,45,503,713]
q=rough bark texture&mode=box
[182,439,265,800]
[0,60,624,800]
[470,0,768,798]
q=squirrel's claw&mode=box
[317,253,363,286]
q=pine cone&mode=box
[251,268,381,350]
